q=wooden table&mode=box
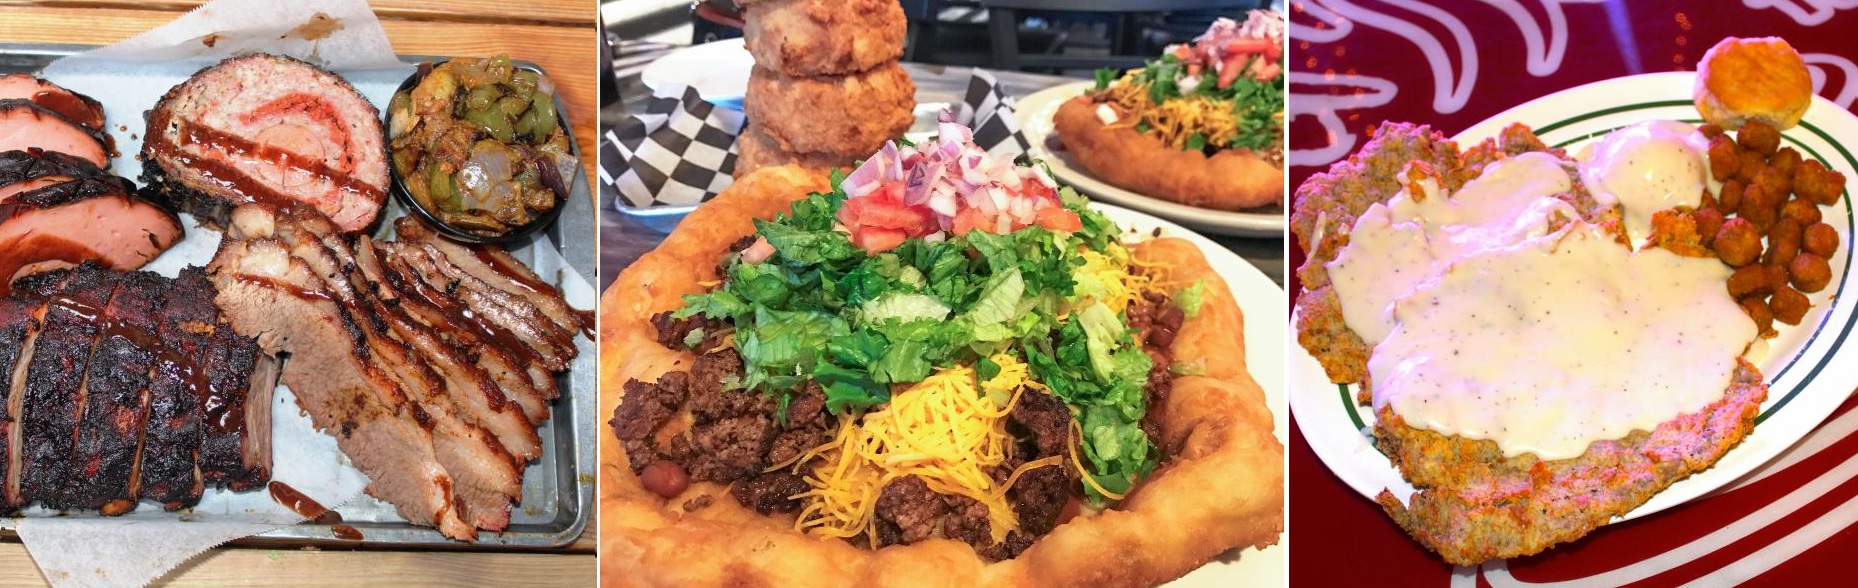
[0,1,597,585]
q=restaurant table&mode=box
[0,1,598,586]
[599,40,1286,291]
[1288,2,1858,586]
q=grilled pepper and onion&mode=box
[388,55,576,237]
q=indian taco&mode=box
[1053,11,1284,211]
[1289,117,1820,564]
[602,117,1283,586]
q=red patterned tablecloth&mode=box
[1287,2,1858,585]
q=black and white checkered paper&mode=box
[602,69,1033,212]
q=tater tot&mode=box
[1768,263,1792,292]
[1739,120,1782,156]
[1804,222,1840,257]
[1701,123,1725,139]
[1719,179,1744,213]
[1715,217,1763,267]
[1767,218,1803,267]
[1790,252,1832,292]
[1727,264,1774,298]
[1795,160,1845,206]
[1741,296,1775,335]
[1773,147,1803,178]
[1755,165,1793,198]
[1781,197,1822,225]
[1708,134,1741,182]
[1771,286,1811,325]
[1695,206,1725,246]
[1736,151,1767,183]
[1738,183,1781,231]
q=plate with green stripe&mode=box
[1290,71,1858,523]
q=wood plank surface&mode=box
[0,2,602,192]
[0,543,597,587]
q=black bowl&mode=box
[386,59,577,245]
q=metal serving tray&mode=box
[0,43,597,548]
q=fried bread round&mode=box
[743,0,905,77]
[734,124,851,178]
[1052,96,1283,210]
[601,166,1284,587]
[744,64,915,159]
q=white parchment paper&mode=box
[15,1,437,586]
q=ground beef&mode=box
[978,531,1037,562]
[768,384,834,466]
[1010,390,1072,459]
[1141,348,1172,452]
[686,350,766,421]
[943,493,992,550]
[872,519,904,548]
[648,310,732,354]
[876,476,946,544]
[650,310,702,349]
[730,471,809,514]
[610,371,689,473]
[1012,465,1073,536]
[673,350,780,482]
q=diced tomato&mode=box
[1021,180,1056,203]
[1033,206,1082,232]
[952,207,990,236]
[1218,54,1249,88]
[1172,45,1195,61]
[853,226,908,253]
[1224,37,1275,55]
[840,181,935,239]
[1250,61,1281,82]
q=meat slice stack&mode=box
[208,205,588,541]
[0,75,183,292]
[0,262,275,514]
[0,150,185,291]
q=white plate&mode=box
[1020,82,1286,237]
[640,37,752,110]
[1292,72,1858,524]
[1096,203,1288,586]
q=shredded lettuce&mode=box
[861,292,952,324]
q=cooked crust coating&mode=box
[743,0,906,77]
[1053,96,1283,210]
[744,64,915,159]
[600,167,1283,587]
[1374,360,1765,565]
[736,124,854,179]
[1695,37,1812,131]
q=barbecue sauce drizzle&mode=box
[145,108,384,211]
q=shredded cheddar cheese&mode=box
[1101,70,1241,150]
[790,354,1064,545]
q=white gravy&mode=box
[1367,224,1753,459]
[1578,120,1718,246]
[1327,152,1576,344]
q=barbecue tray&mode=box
[0,43,597,548]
